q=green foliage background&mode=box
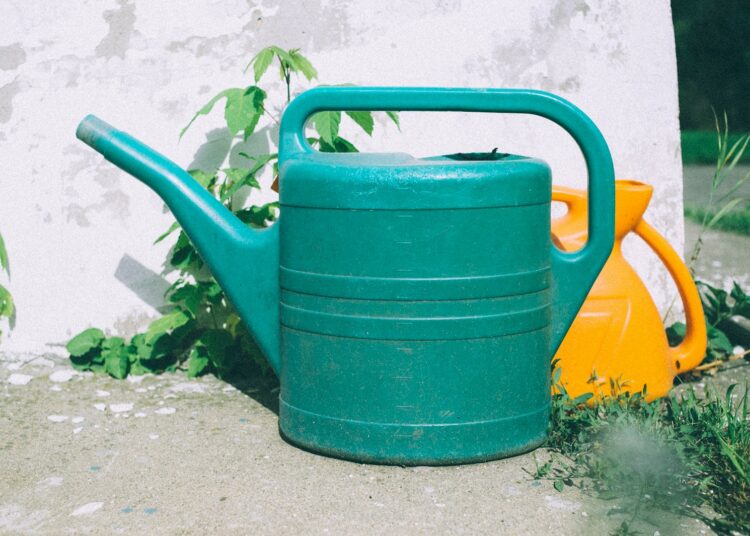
[672,0,750,131]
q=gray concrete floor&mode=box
[682,164,750,291]
[0,355,715,535]
[685,219,750,290]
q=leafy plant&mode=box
[0,231,13,339]
[665,115,750,371]
[668,280,750,366]
[67,46,398,381]
[540,362,750,534]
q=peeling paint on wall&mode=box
[0,79,21,123]
[0,43,26,71]
[95,0,137,59]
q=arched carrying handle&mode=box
[279,87,615,354]
[634,220,707,372]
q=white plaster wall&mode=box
[0,0,683,354]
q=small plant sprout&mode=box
[0,230,13,339]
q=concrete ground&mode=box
[0,354,716,535]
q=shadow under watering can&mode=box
[551,180,708,401]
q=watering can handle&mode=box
[634,220,707,373]
[280,87,615,354]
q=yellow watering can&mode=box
[551,180,707,400]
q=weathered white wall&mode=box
[0,0,683,354]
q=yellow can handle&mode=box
[552,186,588,250]
[634,220,707,372]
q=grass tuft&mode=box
[540,367,750,534]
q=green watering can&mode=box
[76,87,614,465]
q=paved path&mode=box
[682,165,750,209]
[685,219,750,290]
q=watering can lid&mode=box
[280,151,552,210]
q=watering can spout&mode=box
[75,115,281,375]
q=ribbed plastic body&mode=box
[278,153,553,464]
[75,86,616,466]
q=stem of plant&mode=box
[284,63,291,103]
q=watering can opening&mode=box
[612,179,654,239]
[443,151,511,161]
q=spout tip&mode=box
[76,115,116,149]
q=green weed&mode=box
[0,231,12,339]
[66,46,397,381]
[541,363,750,535]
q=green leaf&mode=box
[726,134,750,171]
[248,47,274,82]
[186,346,210,378]
[240,153,277,174]
[666,322,687,346]
[154,221,181,245]
[708,326,734,355]
[69,354,93,371]
[0,232,8,275]
[333,136,358,153]
[129,333,151,362]
[129,360,149,376]
[730,282,750,317]
[102,337,130,379]
[188,169,217,190]
[169,232,202,272]
[386,111,401,130]
[345,111,374,136]
[67,328,105,357]
[166,282,205,318]
[201,329,236,378]
[180,88,238,139]
[221,168,261,202]
[570,393,594,406]
[145,310,191,345]
[553,479,565,492]
[269,46,294,67]
[312,111,341,146]
[224,86,266,138]
[288,49,318,80]
[235,202,279,227]
[708,197,747,229]
[0,284,13,318]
